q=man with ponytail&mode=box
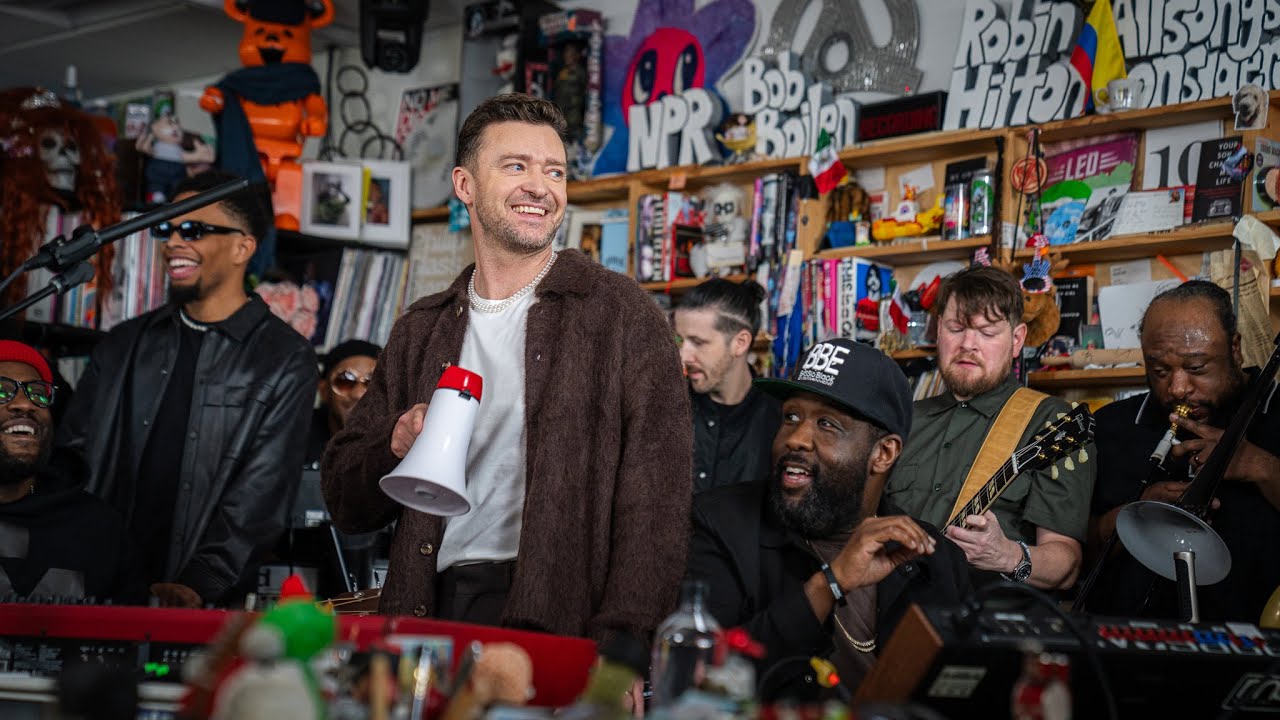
[674,278,781,493]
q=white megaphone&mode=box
[379,366,482,516]
[1116,501,1232,585]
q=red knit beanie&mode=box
[0,340,53,383]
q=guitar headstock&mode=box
[1014,403,1096,478]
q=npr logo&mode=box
[802,343,850,375]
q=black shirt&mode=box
[691,386,781,493]
[1087,377,1280,622]
[305,406,331,469]
[0,460,146,604]
[130,320,202,583]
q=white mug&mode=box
[1095,77,1147,114]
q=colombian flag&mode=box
[1070,0,1127,114]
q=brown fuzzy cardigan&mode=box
[321,249,693,642]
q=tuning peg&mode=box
[1056,412,1066,420]
[1064,457,1075,471]
[1051,464,1060,480]
[1078,448,1088,463]
[1071,401,1079,408]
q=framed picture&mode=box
[360,160,411,247]
[301,161,363,240]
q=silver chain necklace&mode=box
[179,308,210,333]
[468,252,557,314]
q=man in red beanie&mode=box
[0,340,144,602]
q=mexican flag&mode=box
[810,129,847,196]
[889,283,912,334]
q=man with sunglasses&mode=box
[306,339,381,468]
[0,341,145,603]
[57,171,316,609]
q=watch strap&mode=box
[820,562,847,607]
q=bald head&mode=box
[1140,294,1245,425]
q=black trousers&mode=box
[434,560,516,627]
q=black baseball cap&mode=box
[755,338,913,440]
[322,340,382,376]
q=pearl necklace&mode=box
[468,252,557,314]
[179,308,210,333]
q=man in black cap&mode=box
[687,338,971,700]
[306,339,382,468]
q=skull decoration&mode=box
[38,128,80,192]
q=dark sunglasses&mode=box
[0,377,55,409]
[331,370,373,396]
[151,220,248,242]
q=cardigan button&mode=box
[419,543,434,556]
[413,604,427,617]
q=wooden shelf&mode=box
[1027,366,1146,389]
[815,235,991,265]
[1012,211,1280,264]
[639,274,749,293]
[567,174,633,203]
[411,206,449,222]
[1033,93,1243,143]
[839,127,1005,168]
[630,155,804,191]
[891,348,936,361]
[1270,284,1280,297]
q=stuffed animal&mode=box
[201,0,333,236]
[990,241,1066,349]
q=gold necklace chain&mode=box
[806,540,877,653]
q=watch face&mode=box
[1013,562,1033,583]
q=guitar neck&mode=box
[948,460,1016,528]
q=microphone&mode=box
[1150,403,1192,466]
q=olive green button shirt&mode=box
[884,375,1095,544]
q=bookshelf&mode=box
[816,236,991,265]
[640,274,750,293]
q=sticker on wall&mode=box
[594,0,756,175]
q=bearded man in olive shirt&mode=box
[884,267,1095,590]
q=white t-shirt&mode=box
[437,288,534,571]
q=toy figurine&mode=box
[698,183,748,276]
[209,576,336,720]
[136,112,215,204]
[871,185,943,241]
[202,0,333,234]
[715,113,757,164]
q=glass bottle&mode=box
[1011,642,1072,720]
[650,579,721,709]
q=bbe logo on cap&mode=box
[797,342,850,386]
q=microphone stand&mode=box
[0,178,250,324]
[1072,405,1190,613]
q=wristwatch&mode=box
[1007,541,1033,583]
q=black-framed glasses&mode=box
[150,220,248,242]
[0,377,55,408]
[331,370,373,396]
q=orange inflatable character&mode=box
[201,0,333,234]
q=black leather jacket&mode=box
[55,296,316,604]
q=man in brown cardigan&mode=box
[321,94,693,644]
